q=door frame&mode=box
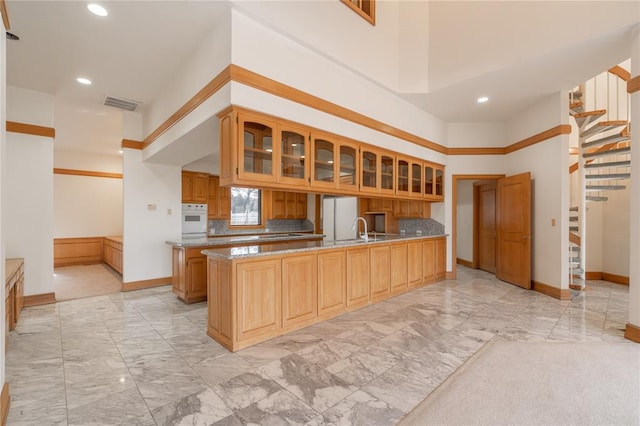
[472,179,499,270]
[451,174,504,280]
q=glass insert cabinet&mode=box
[219,107,444,200]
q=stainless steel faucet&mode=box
[352,217,368,242]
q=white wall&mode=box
[456,180,474,262]
[602,187,630,276]
[5,87,54,297]
[1,13,6,387]
[586,202,603,273]
[447,122,507,148]
[122,148,181,283]
[53,150,123,238]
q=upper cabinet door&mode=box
[338,141,359,191]
[396,158,410,197]
[279,124,309,186]
[435,167,444,199]
[410,161,423,198]
[380,153,395,195]
[311,135,337,189]
[360,149,378,193]
[424,164,435,199]
[238,114,278,182]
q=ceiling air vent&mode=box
[103,95,142,112]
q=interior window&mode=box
[230,188,261,226]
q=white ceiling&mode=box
[4,1,639,158]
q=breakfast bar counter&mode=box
[203,234,447,351]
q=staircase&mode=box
[568,65,631,291]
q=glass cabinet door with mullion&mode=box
[410,161,423,198]
[435,167,444,199]
[337,142,359,190]
[360,149,378,193]
[379,153,395,195]
[238,114,277,182]
[396,158,410,197]
[423,164,435,199]
[311,135,337,189]
[279,124,309,186]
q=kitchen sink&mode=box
[329,239,367,245]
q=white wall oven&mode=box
[182,204,207,239]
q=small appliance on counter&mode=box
[182,203,207,239]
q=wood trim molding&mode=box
[456,258,473,268]
[627,75,640,94]
[6,121,55,138]
[0,0,9,30]
[601,272,629,286]
[142,66,232,148]
[447,147,505,156]
[229,65,447,154]
[340,0,375,25]
[609,66,630,82]
[53,168,122,179]
[532,281,572,300]
[0,382,9,426]
[445,271,456,280]
[504,124,571,154]
[624,323,640,344]
[569,232,580,246]
[569,161,579,174]
[585,271,602,280]
[122,276,171,292]
[122,139,144,150]
[24,292,56,307]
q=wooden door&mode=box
[407,240,423,287]
[282,254,317,328]
[435,238,446,280]
[186,257,207,301]
[370,245,390,301]
[474,180,497,273]
[237,259,282,341]
[496,172,531,289]
[317,250,346,317]
[422,239,435,283]
[346,247,370,309]
[390,242,408,293]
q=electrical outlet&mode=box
[551,218,556,226]
[167,208,172,215]
[147,203,157,211]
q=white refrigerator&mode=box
[322,196,359,241]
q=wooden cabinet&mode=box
[172,247,208,304]
[436,237,447,279]
[408,240,423,287]
[219,186,231,219]
[5,258,24,353]
[390,242,408,293]
[422,239,436,283]
[182,171,208,203]
[236,259,282,341]
[208,175,231,220]
[282,254,317,328]
[272,191,307,219]
[207,258,233,348]
[370,245,390,301]
[103,237,123,274]
[393,200,430,219]
[219,107,444,200]
[346,246,370,309]
[368,198,393,212]
[317,249,346,317]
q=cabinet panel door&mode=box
[436,238,447,279]
[422,239,436,283]
[435,167,444,200]
[208,259,233,342]
[208,176,219,219]
[408,240,423,287]
[311,136,337,189]
[192,173,208,203]
[181,172,192,203]
[186,257,207,300]
[346,247,370,308]
[317,250,346,316]
[410,162,423,198]
[172,247,185,297]
[370,245,390,301]
[296,193,307,219]
[237,259,282,341]
[338,142,359,190]
[239,115,278,182]
[282,254,317,328]
[218,186,231,219]
[272,191,286,219]
[285,192,297,219]
[390,243,408,293]
[361,150,378,193]
[279,125,309,186]
[424,164,435,199]
[396,158,410,197]
[380,153,395,195]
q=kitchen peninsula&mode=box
[203,234,446,351]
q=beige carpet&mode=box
[400,340,640,425]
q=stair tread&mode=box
[585,185,626,191]
[569,206,579,212]
[581,121,628,138]
[586,196,609,201]
[583,146,630,158]
[585,173,631,180]
[582,134,630,149]
[574,109,607,118]
[584,160,631,169]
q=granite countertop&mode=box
[166,232,325,248]
[202,233,448,260]
[5,258,24,285]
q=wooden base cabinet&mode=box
[5,258,24,353]
[422,239,436,283]
[436,238,447,280]
[103,237,123,274]
[205,237,446,352]
[172,247,208,304]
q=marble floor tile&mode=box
[213,369,282,410]
[133,369,210,411]
[321,390,405,426]
[296,340,355,368]
[67,386,155,426]
[234,389,320,426]
[256,332,323,353]
[192,353,254,386]
[259,353,357,412]
[380,328,430,354]
[164,331,230,365]
[7,400,67,426]
[237,344,293,367]
[362,367,435,413]
[152,387,233,426]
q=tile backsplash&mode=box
[397,218,445,236]
[208,219,314,235]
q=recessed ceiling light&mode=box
[87,3,108,17]
[76,77,92,85]
[477,96,489,104]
